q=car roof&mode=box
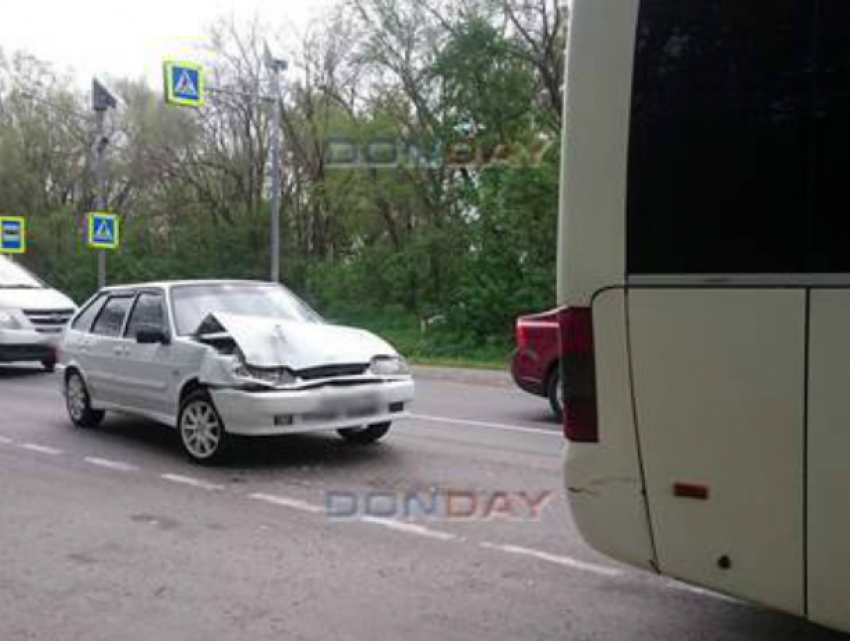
[99,279,276,294]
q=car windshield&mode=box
[171,283,323,336]
[0,256,43,289]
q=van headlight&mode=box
[0,311,20,330]
[370,355,410,376]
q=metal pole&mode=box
[95,108,107,289]
[269,65,283,283]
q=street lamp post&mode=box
[265,47,287,283]
[92,79,116,289]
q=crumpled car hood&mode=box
[204,312,398,370]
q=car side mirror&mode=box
[136,326,171,345]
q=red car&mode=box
[511,308,562,420]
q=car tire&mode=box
[65,371,105,428]
[42,358,56,373]
[178,390,232,464]
[338,422,391,444]
[547,367,564,423]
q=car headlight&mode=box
[370,355,410,376]
[232,359,298,388]
[0,310,20,330]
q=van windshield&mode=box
[0,257,43,289]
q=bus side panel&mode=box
[808,291,850,630]
[629,289,805,615]
[565,288,655,571]
[557,0,638,305]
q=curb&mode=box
[411,364,512,389]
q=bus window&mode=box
[626,0,814,275]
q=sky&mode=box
[0,0,336,89]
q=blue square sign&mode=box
[0,217,25,254]
[164,61,204,107]
[88,213,120,251]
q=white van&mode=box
[0,256,76,371]
[559,0,850,632]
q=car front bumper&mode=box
[0,329,57,363]
[211,379,415,436]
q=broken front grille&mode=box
[296,363,369,381]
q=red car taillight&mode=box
[515,318,528,350]
[557,306,598,443]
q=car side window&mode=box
[91,296,133,338]
[71,295,107,333]
[124,293,167,339]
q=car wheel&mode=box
[547,367,564,423]
[65,371,105,428]
[178,390,231,464]
[338,422,391,444]
[42,358,56,373]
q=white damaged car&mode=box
[58,280,414,462]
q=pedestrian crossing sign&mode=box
[0,217,25,254]
[164,60,205,107]
[88,213,120,251]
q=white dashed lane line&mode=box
[359,516,458,542]
[249,493,325,514]
[406,414,562,437]
[160,473,225,491]
[0,435,14,444]
[84,457,139,472]
[479,541,624,578]
[18,443,63,456]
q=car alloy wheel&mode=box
[65,372,105,428]
[179,392,230,463]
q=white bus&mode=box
[558,0,850,632]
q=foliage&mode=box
[0,0,565,365]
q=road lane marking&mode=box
[248,493,325,514]
[0,436,13,444]
[18,443,63,456]
[248,494,457,541]
[161,473,225,491]
[479,542,624,578]
[408,414,562,437]
[84,457,138,472]
[665,580,741,604]
[359,516,458,541]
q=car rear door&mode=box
[87,293,135,408]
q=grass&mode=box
[408,356,508,371]
[325,306,511,371]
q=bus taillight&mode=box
[557,306,598,442]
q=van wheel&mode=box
[338,422,391,444]
[547,368,564,422]
[65,371,105,428]
[178,390,231,464]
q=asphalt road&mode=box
[0,364,845,641]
